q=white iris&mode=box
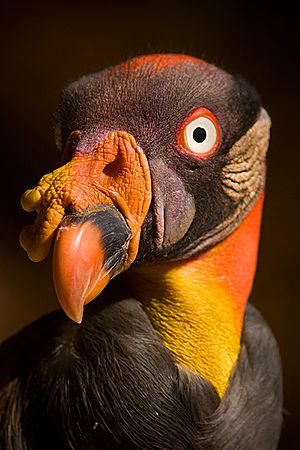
[184,116,217,154]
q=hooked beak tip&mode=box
[66,308,83,324]
[52,206,131,322]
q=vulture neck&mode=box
[128,195,264,397]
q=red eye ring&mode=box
[177,107,221,158]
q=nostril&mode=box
[60,131,81,165]
[102,158,120,178]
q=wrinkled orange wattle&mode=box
[19,131,152,319]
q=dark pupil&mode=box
[193,127,206,143]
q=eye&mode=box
[178,108,221,157]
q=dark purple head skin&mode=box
[56,54,262,264]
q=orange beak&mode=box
[20,131,152,322]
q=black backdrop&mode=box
[1,2,299,448]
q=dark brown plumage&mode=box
[0,291,282,449]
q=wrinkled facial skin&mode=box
[55,56,266,264]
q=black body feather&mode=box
[0,285,282,450]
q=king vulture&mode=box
[0,54,282,450]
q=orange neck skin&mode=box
[126,194,264,397]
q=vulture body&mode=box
[0,54,282,449]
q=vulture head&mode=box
[19,54,270,396]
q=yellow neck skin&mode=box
[127,196,263,397]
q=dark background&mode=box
[0,1,299,448]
